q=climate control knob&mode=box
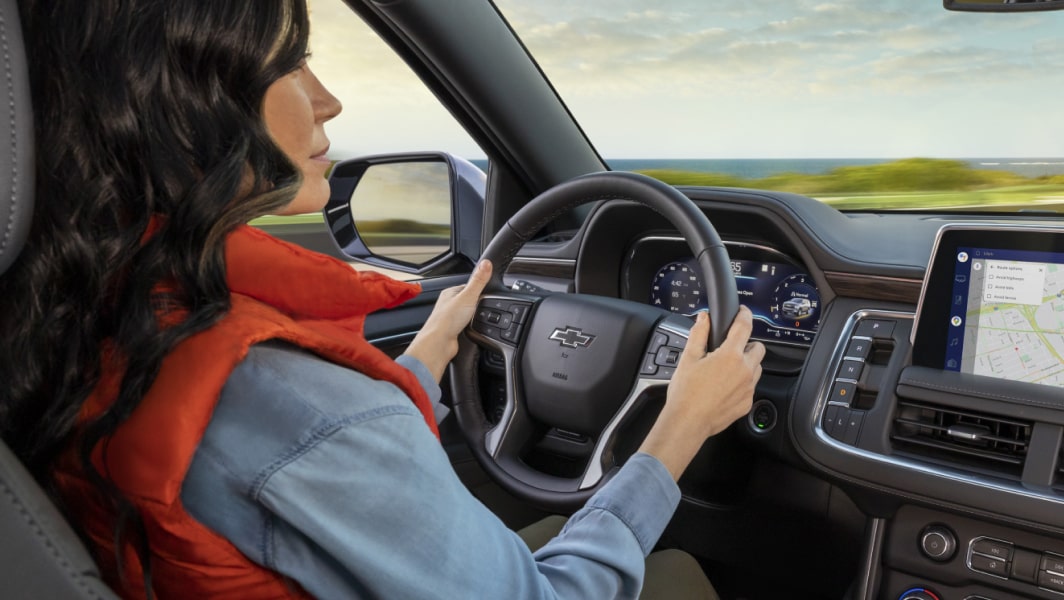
[899,588,940,600]
[919,525,957,562]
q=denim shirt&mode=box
[182,341,681,599]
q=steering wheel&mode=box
[449,171,738,511]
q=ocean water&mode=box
[471,158,1064,179]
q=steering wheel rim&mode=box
[449,171,738,511]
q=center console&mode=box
[791,224,1064,600]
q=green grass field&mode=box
[638,158,1064,212]
[251,159,1064,222]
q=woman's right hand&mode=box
[637,306,766,480]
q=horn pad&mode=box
[520,294,662,436]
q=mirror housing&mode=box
[945,0,1064,11]
[324,152,485,277]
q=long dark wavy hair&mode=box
[0,0,311,589]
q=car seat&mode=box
[0,0,119,597]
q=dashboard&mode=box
[623,237,821,346]
[551,191,1064,600]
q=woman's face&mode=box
[263,61,342,215]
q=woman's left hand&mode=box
[404,260,493,382]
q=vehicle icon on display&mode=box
[781,297,812,319]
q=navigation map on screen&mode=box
[946,247,1064,388]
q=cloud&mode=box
[305,0,1064,159]
[502,0,1064,102]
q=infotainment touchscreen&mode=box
[912,225,1064,388]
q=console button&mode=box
[749,399,777,433]
[823,405,840,435]
[845,337,872,359]
[1042,553,1064,575]
[972,539,1013,561]
[828,408,850,441]
[838,359,864,381]
[829,381,856,406]
[970,552,1009,577]
[855,319,895,339]
[1038,570,1064,593]
[919,526,957,562]
[831,409,848,438]
[840,410,863,445]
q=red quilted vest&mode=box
[52,225,434,598]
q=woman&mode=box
[0,0,765,598]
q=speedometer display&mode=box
[648,255,820,345]
[650,261,707,313]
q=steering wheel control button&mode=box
[640,353,659,376]
[500,324,522,343]
[473,320,501,339]
[654,366,676,380]
[508,302,531,323]
[829,381,856,406]
[472,299,531,346]
[748,399,777,434]
[919,526,957,562]
[651,331,669,349]
[855,318,896,339]
[654,346,682,367]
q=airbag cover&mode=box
[521,294,661,436]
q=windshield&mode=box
[494,0,1064,213]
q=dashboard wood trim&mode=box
[507,257,575,280]
[825,271,922,304]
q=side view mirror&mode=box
[945,0,1064,11]
[324,152,485,277]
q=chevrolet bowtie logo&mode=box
[549,327,595,349]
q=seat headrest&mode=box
[0,0,34,276]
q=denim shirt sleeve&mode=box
[395,353,449,423]
[182,342,679,600]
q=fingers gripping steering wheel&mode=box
[448,171,738,511]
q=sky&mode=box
[308,0,1064,160]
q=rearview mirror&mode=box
[324,152,485,276]
[945,0,1064,11]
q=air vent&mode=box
[892,400,1031,479]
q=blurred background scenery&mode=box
[278,0,1064,236]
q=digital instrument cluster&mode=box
[626,238,821,345]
